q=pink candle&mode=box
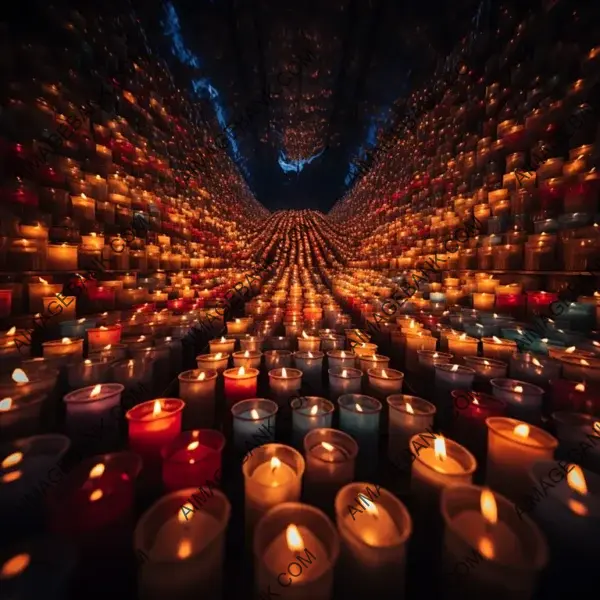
[162,429,225,491]
[125,399,185,467]
[223,366,259,405]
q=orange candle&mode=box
[125,398,184,466]
[87,324,122,350]
[223,366,259,404]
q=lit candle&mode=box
[293,350,324,389]
[298,331,321,352]
[472,292,495,311]
[327,350,357,370]
[352,342,378,358]
[162,430,225,491]
[490,378,545,424]
[87,325,122,350]
[196,352,230,373]
[42,337,84,361]
[28,278,62,314]
[42,294,76,323]
[338,394,381,442]
[240,335,265,352]
[485,418,558,505]
[404,330,437,373]
[448,333,480,364]
[434,364,476,426]
[0,395,46,439]
[0,290,12,319]
[366,368,404,399]
[208,336,236,354]
[242,444,305,536]
[291,398,334,445]
[68,357,113,389]
[560,355,600,383]
[254,504,337,600]
[264,350,293,370]
[328,367,362,399]
[335,483,412,598]
[46,243,78,271]
[126,399,185,469]
[549,380,599,414]
[231,398,278,453]
[441,485,548,598]
[268,367,303,404]
[226,318,252,335]
[177,369,218,428]
[60,317,97,340]
[0,367,58,400]
[482,336,518,363]
[223,366,259,405]
[134,488,230,599]
[463,356,508,390]
[232,350,262,369]
[358,353,389,374]
[551,412,600,473]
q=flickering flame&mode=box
[565,346,576,354]
[90,384,102,398]
[459,333,467,340]
[281,367,288,377]
[302,330,309,338]
[308,351,314,358]
[104,344,112,350]
[196,371,206,381]
[321,441,335,452]
[89,489,103,502]
[310,405,319,415]
[363,497,378,517]
[215,352,223,359]
[250,409,260,419]
[177,539,193,559]
[581,359,590,366]
[481,489,498,525]
[0,553,30,579]
[179,503,195,524]
[575,383,586,392]
[341,350,346,358]
[532,358,542,367]
[434,436,447,461]
[11,369,29,383]
[0,398,13,412]
[451,364,459,372]
[514,385,524,393]
[6,327,16,336]
[1,452,22,469]
[381,369,388,378]
[406,402,415,414]
[89,463,105,479]
[433,352,438,358]
[355,403,363,412]
[187,441,199,451]
[39,277,48,284]
[492,336,502,344]
[286,524,304,551]
[513,424,530,438]
[152,400,162,416]
[567,465,588,515]
[341,369,348,378]
[220,336,227,343]
[270,456,281,472]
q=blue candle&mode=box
[290,397,333,447]
[59,318,97,339]
[231,398,277,453]
[338,394,381,440]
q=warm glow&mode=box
[84,359,92,365]
[281,524,305,554]
[104,344,112,350]
[433,352,438,358]
[89,489,103,502]
[270,456,282,472]
[342,369,348,377]
[575,383,586,392]
[581,359,590,366]
[244,350,250,358]
[406,402,415,414]
[567,465,588,495]
[513,424,530,438]
[90,384,102,398]
[6,326,16,336]
[11,369,29,383]
[308,351,314,358]
[220,336,227,343]
[459,333,467,340]
[39,277,48,284]
[215,352,223,359]
[89,463,105,479]
[514,385,524,393]
[187,441,199,451]
[281,367,288,377]
[1,451,22,469]
[381,369,388,378]
[0,398,12,412]
[250,409,260,420]
[355,403,363,412]
[302,330,308,338]
[363,497,378,517]
[341,351,346,358]
[451,364,459,372]
[565,346,576,354]
[177,538,193,559]
[321,441,335,452]
[61,337,71,344]
[310,404,319,415]
[178,503,195,524]
[480,489,498,525]
[152,400,162,416]
[0,553,30,579]
[434,436,447,461]
[197,371,206,381]
[492,336,502,344]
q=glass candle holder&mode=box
[0,394,46,440]
[242,443,305,538]
[559,355,600,383]
[482,337,518,362]
[328,367,362,399]
[264,350,293,370]
[268,368,303,404]
[338,394,382,441]
[291,397,334,446]
[87,324,122,350]
[68,358,114,389]
[490,378,545,424]
[508,353,562,391]
[320,334,345,352]
[268,336,292,350]
[485,417,558,505]
[196,353,230,373]
[327,350,357,370]
[551,411,600,473]
[60,318,97,340]
[463,356,508,390]
[297,334,321,352]
[447,334,480,364]
[231,398,278,453]
[161,429,225,492]
[404,331,437,372]
[366,368,404,399]
[0,366,58,400]
[232,350,262,369]
[223,366,259,406]
[208,337,236,354]
[134,487,231,600]
[358,353,389,374]
[178,369,218,429]
[440,484,548,600]
[253,502,339,600]
[303,428,358,508]
[240,335,265,352]
[293,351,324,389]
[472,293,495,312]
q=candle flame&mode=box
[104,344,112,350]
[321,441,335,452]
[1,452,22,469]
[215,352,223,359]
[152,400,162,416]
[581,359,590,366]
[6,327,16,336]
[567,465,587,495]
[433,352,438,358]
[197,371,206,381]
[575,383,586,392]
[39,277,48,284]
[342,369,348,377]
[480,489,498,525]
[514,385,524,393]
[90,384,102,398]
[220,336,227,343]
[177,539,193,559]
[0,553,30,579]
[451,364,459,372]
[302,330,308,338]
[381,369,388,378]
[281,367,288,377]
[89,489,103,502]
[308,351,314,358]
[341,350,346,358]
[492,336,502,344]
[11,369,28,383]
[89,463,105,479]
[250,409,260,419]
[566,346,576,354]
[286,524,305,551]
[363,497,378,517]
[270,456,281,472]
[459,333,467,340]
[513,424,530,438]
[61,337,71,344]
[243,350,250,358]
[179,503,195,524]
[532,358,542,367]
[0,398,13,412]
[434,436,447,461]
[187,441,199,451]
[406,402,414,414]
[355,403,363,412]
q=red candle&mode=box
[550,379,599,415]
[126,399,185,466]
[48,452,141,551]
[0,290,12,318]
[222,366,259,405]
[162,429,225,491]
[526,291,558,313]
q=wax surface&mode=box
[252,460,296,487]
[417,447,464,474]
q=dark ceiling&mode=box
[135,0,490,211]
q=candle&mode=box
[551,412,600,473]
[240,335,265,352]
[328,367,362,399]
[68,358,113,389]
[134,488,230,600]
[226,317,252,335]
[320,334,345,352]
[293,351,324,390]
[352,342,378,358]
[177,369,218,428]
[441,485,548,599]
[231,398,278,453]
[476,277,500,293]
[291,397,334,446]
[223,366,259,405]
[366,368,404,399]
[338,394,381,442]
[196,352,230,374]
[0,367,59,400]
[298,331,321,352]
[335,483,412,598]
[253,503,338,600]
[448,333,479,364]
[559,355,600,383]
[327,350,357,370]
[482,336,518,363]
[490,378,545,424]
[485,417,558,505]
[404,330,437,372]
[47,243,78,271]
[242,444,305,536]
[63,383,124,448]
[28,278,62,314]
[232,350,262,369]
[463,356,508,390]
[126,399,185,469]
[472,292,495,311]
[60,317,97,340]
[508,353,561,390]
[303,429,357,507]
[208,336,236,354]
[434,364,476,426]
[162,430,225,491]
[410,433,477,511]
[42,337,83,361]
[358,353,389,374]
[269,336,293,350]
[0,395,46,440]
[268,367,303,404]
[87,324,122,349]
[264,350,293,370]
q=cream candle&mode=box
[366,368,404,399]
[269,336,292,350]
[293,351,324,389]
[485,417,558,505]
[87,324,122,350]
[490,378,545,423]
[42,337,83,361]
[551,412,600,473]
[264,350,293,370]
[28,278,62,314]
[358,354,389,374]
[268,368,303,404]
[42,294,76,323]
[226,318,252,335]
[404,330,437,373]
[297,331,321,352]
[47,243,78,271]
[353,342,378,358]
[448,333,480,364]
[242,444,305,537]
[240,335,265,352]
[327,350,357,370]
[208,337,236,355]
[232,350,262,369]
[223,366,259,405]
[328,367,362,399]
[196,352,230,374]
[482,336,518,363]
[559,355,600,383]
[178,369,218,428]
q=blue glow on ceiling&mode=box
[278,146,327,173]
[162,2,201,68]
